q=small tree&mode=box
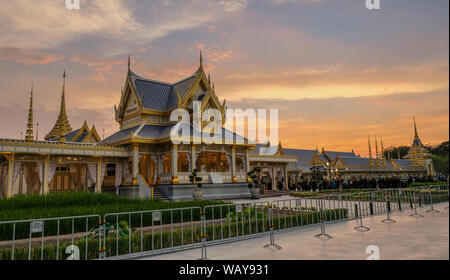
[189,169,203,188]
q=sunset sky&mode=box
[0,0,448,156]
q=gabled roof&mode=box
[284,149,318,160]
[128,70,199,112]
[338,156,371,168]
[392,159,413,169]
[323,150,359,161]
[49,121,100,143]
[99,123,250,146]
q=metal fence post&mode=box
[410,193,423,218]
[199,210,209,260]
[381,197,396,223]
[425,190,440,214]
[263,207,282,250]
[354,200,370,232]
[315,198,332,239]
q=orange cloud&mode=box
[0,47,65,65]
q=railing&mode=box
[0,138,130,151]
[0,215,101,260]
[0,184,447,260]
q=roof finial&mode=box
[44,70,72,140]
[368,134,374,168]
[128,55,131,71]
[199,51,203,67]
[413,116,419,139]
[25,83,34,141]
[381,136,386,167]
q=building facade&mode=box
[0,56,433,200]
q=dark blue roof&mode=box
[284,149,317,160]
[99,126,140,145]
[130,71,198,112]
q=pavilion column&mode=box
[42,155,50,195]
[5,153,14,198]
[245,148,250,173]
[96,157,102,193]
[191,145,196,172]
[171,145,178,184]
[231,146,237,183]
[284,166,288,190]
[271,166,276,190]
[131,143,139,186]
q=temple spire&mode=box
[368,135,374,168]
[413,116,419,139]
[44,70,72,140]
[381,136,386,167]
[199,51,203,67]
[375,134,380,167]
[128,55,131,71]
[25,83,34,141]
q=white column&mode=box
[96,157,102,193]
[132,143,139,185]
[171,145,178,184]
[191,145,196,172]
[245,148,250,173]
[284,166,288,190]
[271,166,275,190]
[5,154,14,198]
[231,146,237,183]
[43,156,50,194]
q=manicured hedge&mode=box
[0,192,229,241]
[0,208,347,260]
[291,189,378,198]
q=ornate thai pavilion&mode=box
[0,55,433,199]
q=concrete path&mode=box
[138,204,449,260]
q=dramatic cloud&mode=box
[0,0,447,150]
[0,47,65,65]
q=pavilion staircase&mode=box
[152,187,170,201]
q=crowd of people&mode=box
[289,176,446,192]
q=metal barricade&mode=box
[0,215,101,260]
[101,207,202,259]
[202,201,270,245]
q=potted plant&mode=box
[189,169,204,200]
[247,167,261,199]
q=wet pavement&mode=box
[138,203,449,260]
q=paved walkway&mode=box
[138,204,449,260]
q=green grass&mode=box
[0,192,229,241]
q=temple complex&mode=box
[0,54,434,199]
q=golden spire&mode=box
[199,51,203,67]
[368,135,374,168]
[381,136,387,167]
[25,83,34,141]
[45,70,72,141]
[397,147,401,159]
[413,116,419,139]
[375,134,380,167]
